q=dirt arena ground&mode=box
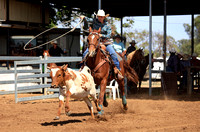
[0,93,200,132]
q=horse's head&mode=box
[43,50,50,57]
[136,48,145,63]
[87,27,101,57]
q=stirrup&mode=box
[117,73,124,80]
[114,68,124,80]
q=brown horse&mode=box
[84,27,128,115]
[126,49,154,92]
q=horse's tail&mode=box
[123,59,139,85]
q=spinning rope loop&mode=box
[24,16,83,50]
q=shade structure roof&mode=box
[45,0,200,17]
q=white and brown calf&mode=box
[49,64,100,120]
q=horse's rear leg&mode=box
[103,93,108,107]
[118,80,128,110]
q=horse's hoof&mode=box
[66,111,71,116]
[123,104,128,111]
[97,110,104,117]
[54,116,60,120]
[97,107,101,112]
[103,101,108,107]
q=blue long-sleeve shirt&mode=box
[112,41,126,53]
[84,17,112,39]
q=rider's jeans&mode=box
[83,44,121,70]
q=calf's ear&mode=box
[62,64,68,71]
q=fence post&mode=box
[39,56,43,93]
[14,61,18,103]
[187,67,192,95]
[44,55,48,95]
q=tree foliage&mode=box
[123,29,177,57]
[179,15,200,56]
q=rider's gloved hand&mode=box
[80,15,85,20]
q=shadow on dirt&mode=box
[41,119,82,126]
[69,112,91,117]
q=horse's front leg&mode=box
[118,79,128,110]
[98,79,107,116]
[65,91,72,116]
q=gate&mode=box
[13,56,82,103]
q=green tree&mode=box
[177,39,191,55]
[123,29,177,57]
[180,15,200,56]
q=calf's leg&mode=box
[83,97,95,119]
[54,100,64,120]
[54,90,65,120]
[65,91,71,116]
[90,93,101,111]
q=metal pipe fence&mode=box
[0,56,82,103]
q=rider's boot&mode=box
[114,67,124,80]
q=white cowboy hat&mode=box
[97,9,105,16]
[51,40,58,45]
[169,49,176,53]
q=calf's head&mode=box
[49,64,71,88]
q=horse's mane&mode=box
[133,49,144,60]
[129,49,144,69]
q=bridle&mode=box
[88,32,101,49]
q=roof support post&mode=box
[163,0,167,72]
[41,0,45,28]
[121,17,123,42]
[149,0,152,96]
[6,0,9,22]
[98,0,101,9]
[191,14,194,55]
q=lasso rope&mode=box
[24,16,83,50]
